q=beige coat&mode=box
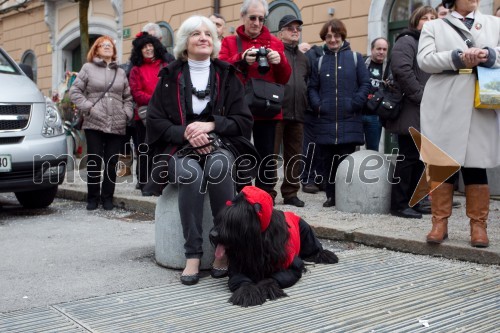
[417,12,500,168]
[69,58,133,135]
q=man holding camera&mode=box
[219,0,291,198]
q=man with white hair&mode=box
[219,0,291,199]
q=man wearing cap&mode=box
[270,15,309,207]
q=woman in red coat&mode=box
[128,32,172,194]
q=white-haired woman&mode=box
[146,15,253,285]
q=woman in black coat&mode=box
[386,6,437,219]
[146,16,253,285]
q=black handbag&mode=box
[366,78,404,120]
[244,78,284,118]
[235,36,284,118]
[175,133,261,184]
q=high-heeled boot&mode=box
[465,184,489,248]
[426,182,454,244]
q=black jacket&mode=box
[282,44,310,122]
[147,58,253,147]
[385,29,431,135]
[143,59,253,194]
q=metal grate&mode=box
[46,249,499,333]
[0,307,86,333]
[0,137,23,145]
[0,105,31,130]
[1,250,498,332]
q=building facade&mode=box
[1,0,498,97]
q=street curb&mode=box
[57,187,499,266]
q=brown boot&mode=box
[116,154,132,177]
[465,184,489,248]
[426,182,453,244]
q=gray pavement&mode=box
[58,165,500,265]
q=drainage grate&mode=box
[44,249,498,333]
[0,307,86,333]
[2,250,498,332]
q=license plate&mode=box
[0,154,12,172]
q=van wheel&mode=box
[15,186,58,208]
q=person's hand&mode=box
[184,121,215,155]
[243,48,257,65]
[188,133,213,155]
[460,48,486,68]
[266,49,281,65]
[184,121,215,140]
[477,48,489,63]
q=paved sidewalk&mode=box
[58,167,500,265]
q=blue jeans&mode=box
[362,115,382,151]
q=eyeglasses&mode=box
[99,42,113,48]
[282,26,302,32]
[325,33,342,40]
[248,15,265,23]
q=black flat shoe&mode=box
[390,208,422,219]
[180,273,200,285]
[86,201,98,210]
[284,196,305,207]
[323,197,335,207]
[102,199,114,211]
[210,267,228,279]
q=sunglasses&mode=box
[248,15,265,23]
[282,26,302,32]
[99,42,113,48]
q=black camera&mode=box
[254,47,270,74]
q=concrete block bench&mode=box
[335,150,392,214]
[155,185,215,270]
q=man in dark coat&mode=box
[269,15,310,207]
[301,43,327,194]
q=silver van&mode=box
[0,47,67,208]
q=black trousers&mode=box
[85,129,124,203]
[391,134,424,210]
[253,121,278,196]
[318,143,357,200]
[135,120,148,187]
[271,120,304,200]
[430,166,488,185]
[168,150,236,259]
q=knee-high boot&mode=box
[426,182,454,244]
[465,184,489,248]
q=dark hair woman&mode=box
[386,6,437,219]
[307,18,371,208]
[128,32,172,194]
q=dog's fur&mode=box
[211,189,339,307]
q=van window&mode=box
[0,51,19,74]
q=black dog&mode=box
[210,186,339,307]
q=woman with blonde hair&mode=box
[147,16,253,285]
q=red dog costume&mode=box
[211,186,339,307]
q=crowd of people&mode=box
[69,0,499,284]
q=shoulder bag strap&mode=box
[442,18,474,48]
[93,69,118,107]
[236,35,243,53]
